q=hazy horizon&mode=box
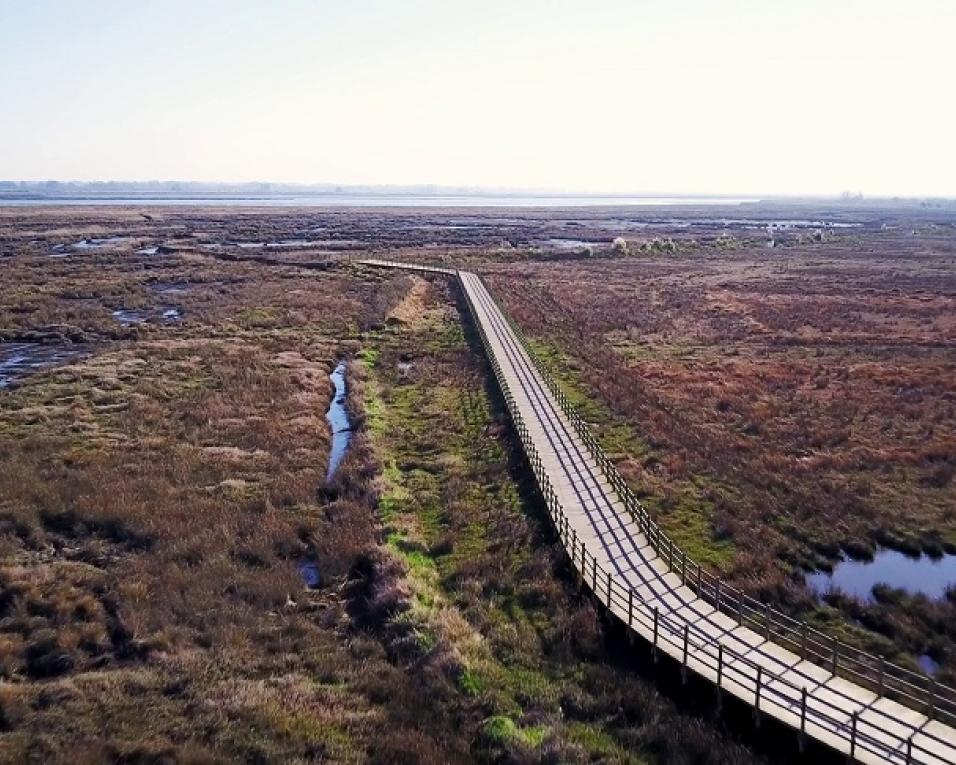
[3,1,954,197]
[2,179,953,203]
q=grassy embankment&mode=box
[353,273,767,764]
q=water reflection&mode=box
[51,237,127,256]
[543,238,600,249]
[0,343,82,389]
[325,361,352,481]
[297,558,322,589]
[918,654,940,675]
[111,306,183,325]
[112,309,149,326]
[807,548,956,602]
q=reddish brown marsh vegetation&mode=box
[0,211,419,761]
[485,217,956,681]
[1,208,786,763]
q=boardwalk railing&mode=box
[474,276,956,731]
[360,259,956,764]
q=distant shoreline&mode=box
[0,193,761,208]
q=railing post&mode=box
[716,645,723,712]
[737,590,744,626]
[681,551,686,584]
[928,676,936,720]
[681,623,689,684]
[764,603,771,640]
[627,588,633,627]
[877,655,884,697]
[652,607,659,663]
[606,571,612,608]
[576,539,584,590]
[832,642,839,676]
[754,666,762,728]
[801,621,808,659]
[906,736,913,765]
[799,687,807,752]
[715,580,721,611]
[850,711,858,759]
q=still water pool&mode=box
[807,548,956,602]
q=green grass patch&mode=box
[235,306,279,328]
[565,721,646,763]
[526,339,652,458]
[525,337,737,569]
[483,715,549,748]
[457,667,483,697]
[357,282,667,762]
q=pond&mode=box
[807,548,956,602]
[51,237,127,256]
[543,238,601,249]
[74,237,126,249]
[147,282,191,295]
[325,361,352,481]
[297,559,322,589]
[112,306,183,326]
[233,240,325,249]
[0,343,82,389]
[112,309,148,326]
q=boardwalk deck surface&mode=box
[359,259,956,764]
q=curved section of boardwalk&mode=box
[359,259,956,765]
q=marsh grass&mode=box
[487,232,956,685]
[349,275,773,763]
[3,206,928,762]
[0,211,478,762]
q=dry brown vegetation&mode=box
[0,207,812,763]
[0,212,416,761]
[482,216,956,683]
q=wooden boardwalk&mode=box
[359,259,956,764]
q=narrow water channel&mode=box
[298,360,353,590]
[325,360,352,481]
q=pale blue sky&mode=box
[2,0,954,195]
